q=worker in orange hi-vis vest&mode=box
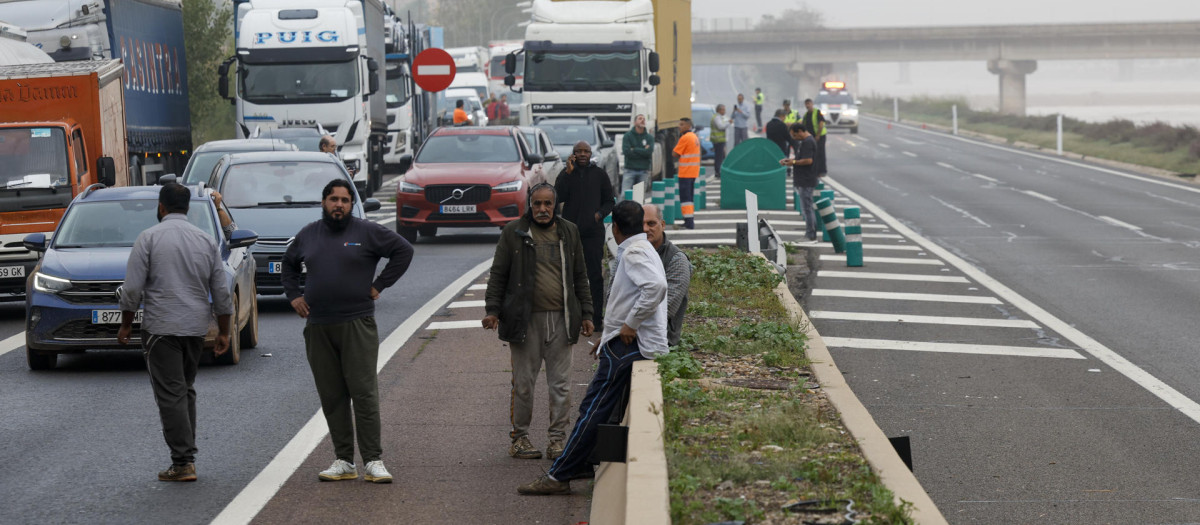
[672,117,701,229]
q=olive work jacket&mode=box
[485,216,594,345]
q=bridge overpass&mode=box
[693,21,1200,115]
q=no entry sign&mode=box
[413,48,456,93]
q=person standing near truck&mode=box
[731,93,752,146]
[621,114,654,196]
[709,104,730,178]
[453,99,469,126]
[556,141,614,327]
[781,123,819,242]
[754,88,765,130]
[672,117,700,230]
[803,98,828,176]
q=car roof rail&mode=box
[79,183,106,200]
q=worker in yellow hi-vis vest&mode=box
[672,117,701,229]
[803,98,828,176]
[754,88,765,130]
[782,99,800,125]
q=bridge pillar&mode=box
[786,62,833,101]
[987,59,1037,116]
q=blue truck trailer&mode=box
[0,0,192,184]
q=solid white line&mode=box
[863,233,904,239]
[812,289,1000,304]
[973,174,999,182]
[1099,215,1143,231]
[819,270,969,283]
[828,174,1200,426]
[448,300,485,308]
[822,337,1085,360]
[1023,190,1057,202]
[848,244,923,251]
[672,238,735,246]
[936,162,956,170]
[696,210,801,216]
[427,320,484,330]
[820,254,943,265]
[902,151,918,158]
[810,310,1039,328]
[468,284,487,290]
[211,258,494,525]
[0,332,23,358]
[374,216,396,226]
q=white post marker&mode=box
[952,104,958,136]
[1056,113,1064,156]
[893,97,899,122]
[745,189,760,254]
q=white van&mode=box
[449,72,490,103]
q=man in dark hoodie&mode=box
[483,183,594,461]
[555,141,614,326]
[620,114,654,196]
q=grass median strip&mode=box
[657,248,912,524]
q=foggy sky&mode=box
[692,0,1200,27]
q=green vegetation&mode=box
[659,249,911,524]
[183,0,235,145]
[862,95,1200,175]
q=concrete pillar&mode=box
[987,59,1037,116]
[898,62,911,85]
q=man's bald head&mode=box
[319,135,336,153]
[642,202,664,248]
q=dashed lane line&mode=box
[427,320,484,330]
[812,289,1001,304]
[973,174,998,183]
[809,311,1039,329]
[817,270,969,283]
[0,332,23,358]
[822,337,1085,360]
[1023,190,1058,202]
[1099,215,1143,231]
[468,284,487,290]
[448,300,485,308]
[820,254,943,266]
[902,151,918,158]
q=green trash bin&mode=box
[718,138,787,210]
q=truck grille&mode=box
[59,280,121,305]
[530,103,633,135]
[425,185,491,205]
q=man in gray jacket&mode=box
[484,183,594,461]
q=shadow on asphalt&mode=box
[42,350,147,373]
[408,231,502,245]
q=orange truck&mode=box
[0,59,127,299]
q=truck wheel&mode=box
[215,296,241,365]
[418,225,438,237]
[398,226,417,243]
[239,287,259,349]
[27,345,57,371]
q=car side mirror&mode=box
[217,56,235,101]
[363,198,382,213]
[97,156,116,186]
[228,229,258,249]
[398,154,413,174]
[524,153,543,166]
[600,139,613,149]
[23,233,47,252]
[648,51,660,73]
[544,151,560,162]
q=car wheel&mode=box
[398,226,417,243]
[215,294,241,365]
[26,341,57,371]
[418,225,437,237]
[240,286,259,349]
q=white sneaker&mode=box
[363,460,393,484]
[318,459,357,481]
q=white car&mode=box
[441,88,489,127]
[518,126,564,186]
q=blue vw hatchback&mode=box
[23,183,259,370]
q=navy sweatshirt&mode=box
[282,216,414,324]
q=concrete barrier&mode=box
[589,361,670,525]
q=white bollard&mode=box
[952,104,958,136]
[893,97,899,122]
[1056,113,1063,156]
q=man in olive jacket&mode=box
[483,183,595,461]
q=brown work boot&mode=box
[546,439,565,460]
[158,463,197,482]
[509,436,542,459]
[518,474,571,495]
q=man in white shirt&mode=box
[518,200,668,495]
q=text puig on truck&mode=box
[219,0,388,196]
[504,0,690,183]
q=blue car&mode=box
[692,103,716,160]
[23,184,260,370]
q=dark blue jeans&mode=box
[547,337,645,480]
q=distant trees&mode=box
[183,0,234,145]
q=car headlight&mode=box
[844,108,859,116]
[399,181,423,193]
[493,180,523,193]
[33,272,71,294]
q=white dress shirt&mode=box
[601,233,669,358]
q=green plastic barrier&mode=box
[718,138,787,210]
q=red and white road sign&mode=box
[413,48,457,93]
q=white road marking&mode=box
[818,270,968,283]
[448,300,485,308]
[878,143,891,149]
[1023,190,1057,202]
[973,174,999,182]
[822,337,1085,360]
[810,310,1039,329]
[812,289,1001,304]
[829,172,1200,427]
[820,254,943,265]
[902,151,918,158]
[426,320,485,330]
[856,136,871,142]
[671,238,736,246]
[844,244,922,251]
[211,258,494,525]
[468,284,487,290]
[1099,215,1143,231]
[863,233,904,239]
[0,332,23,358]
[936,162,957,170]
[696,210,804,216]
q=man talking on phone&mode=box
[555,140,614,328]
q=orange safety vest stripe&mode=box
[674,132,701,178]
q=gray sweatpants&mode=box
[143,333,204,466]
[304,316,382,464]
[509,310,573,442]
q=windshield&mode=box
[0,127,70,189]
[182,152,225,185]
[692,107,715,128]
[816,91,856,106]
[53,200,216,248]
[416,134,518,163]
[278,136,321,152]
[241,61,358,104]
[386,74,410,109]
[490,55,523,80]
[537,123,596,146]
[524,51,641,91]
[220,162,344,208]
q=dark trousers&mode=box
[143,333,204,466]
[733,127,749,146]
[712,141,726,178]
[797,185,818,240]
[582,235,604,325]
[678,176,695,229]
[816,135,828,175]
[304,316,382,464]
[548,337,645,480]
[755,105,763,128]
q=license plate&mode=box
[440,204,476,214]
[0,265,25,279]
[268,262,306,274]
[92,310,142,324]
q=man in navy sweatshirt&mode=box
[282,178,414,484]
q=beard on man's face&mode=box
[322,206,351,230]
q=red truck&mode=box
[0,60,126,299]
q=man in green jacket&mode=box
[483,183,595,461]
[620,114,654,197]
